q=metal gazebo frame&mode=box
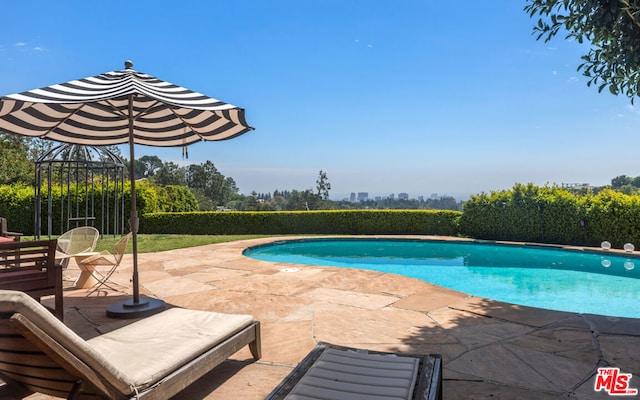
[34,143,126,238]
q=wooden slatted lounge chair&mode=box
[265,342,442,400]
[0,290,261,399]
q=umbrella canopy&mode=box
[0,61,253,317]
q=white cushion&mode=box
[88,307,253,388]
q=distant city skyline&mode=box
[335,182,602,202]
[343,191,457,202]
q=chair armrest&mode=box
[3,231,23,241]
[77,251,114,266]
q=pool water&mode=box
[244,239,640,318]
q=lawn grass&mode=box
[22,234,275,254]
[95,234,275,253]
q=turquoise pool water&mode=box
[244,239,640,318]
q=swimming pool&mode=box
[244,238,640,318]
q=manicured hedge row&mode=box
[139,209,462,236]
[459,183,640,248]
[584,190,640,248]
[6,179,640,248]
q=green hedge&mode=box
[0,181,197,236]
[139,210,462,235]
[6,179,640,248]
[459,184,587,245]
[584,189,640,248]
[459,184,640,248]
[0,184,34,235]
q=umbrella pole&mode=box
[106,94,165,318]
[128,117,140,304]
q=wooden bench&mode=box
[0,240,63,321]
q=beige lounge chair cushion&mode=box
[285,348,420,400]
[88,307,254,388]
[0,290,254,395]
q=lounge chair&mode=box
[265,342,442,400]
[0,290,261,399]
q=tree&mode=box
[220,177,239,205]
[286,189,319,210]
[154,161,187,186]
[525,0,640,100]
[315,170,331,200]
[0,133,34,185]
[186,161,237,206]
[135,155,163,179]
[612,174,632,188]
[27,138,55,161]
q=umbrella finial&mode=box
[124,60,134,69]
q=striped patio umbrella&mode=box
[0,61,254,318]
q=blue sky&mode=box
[2,1,640,200]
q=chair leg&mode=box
[57,257,70,270]
[84,264,124,297]
[249,322,262,360]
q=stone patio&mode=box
[1,236,639,399]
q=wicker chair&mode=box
[77,233,131,296]
[55,226,100,269]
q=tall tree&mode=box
[220,177,239,205]
[186,161,238,206]
[135,155,163,179]
[154,161,187,186]
[525,0,640,100]
[187,161,222,203]
[316,170,331,200]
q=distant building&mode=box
[398,193,409,200]
[562,183,594,193]
[389,194,395,200]
[562,183,591,190]
[357,192,368,201]
[430,193,438,199]
[417,195,424,202]
[350,192,356,202]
